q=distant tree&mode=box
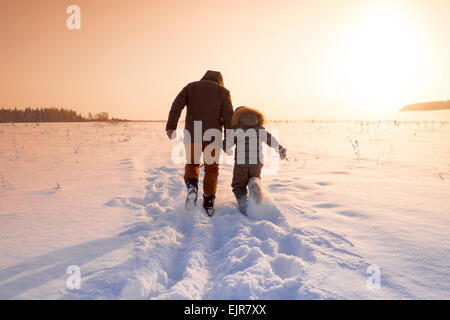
[0,107,126,122]
[95,112,109,121]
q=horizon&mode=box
[3,105,450,122]
[1,0,450,120]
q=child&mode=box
[223,106,287,214]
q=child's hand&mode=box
[279,147,287,160]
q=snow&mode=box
[0,120,449,299]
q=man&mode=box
[166,70,234,216]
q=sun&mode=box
[336,2,424,115]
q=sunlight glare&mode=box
[337,2,424,115]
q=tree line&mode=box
[0,107,127,122]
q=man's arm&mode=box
[222,129,237,152]
[166,86,188,138]
[220,88,234,130]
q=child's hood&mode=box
[231,106,265,128]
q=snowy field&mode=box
[0,120,449,299]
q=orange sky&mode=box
[1,0,449,120]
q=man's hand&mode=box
[279,147,287,160]
[166,130,176,140]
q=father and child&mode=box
[166,70,287,216]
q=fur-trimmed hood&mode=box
[231,106,265,128]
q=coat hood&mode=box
[201,70,224,86]
[231,106,265,128]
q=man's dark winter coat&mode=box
[166,70,234,142]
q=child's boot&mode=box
[235,193,248,215]
[248,177,262,204]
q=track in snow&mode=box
[81,166,374,299]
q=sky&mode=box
[1,0,449,120]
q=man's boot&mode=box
[203,193,216,217]
[185,178,198,210]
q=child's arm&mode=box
[261,126,287,160]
